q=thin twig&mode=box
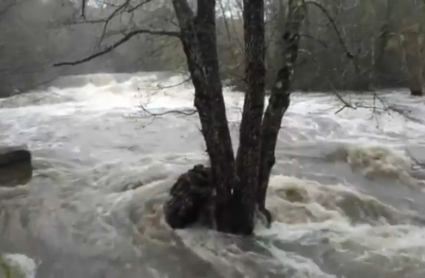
[305,1,355,59]
[329,78,354,114]
[128,0,153,13]
[97,0,131,45]
[155,78,191,89]
[135,77,191,91]
[299,33,328,48]
[406,148,425,170]
[139,103,197,117]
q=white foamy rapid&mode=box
[1,72,425,278]
[0,253,37,278]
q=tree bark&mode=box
[257,0,306,210]
[170,0,305,235]
[235,0,266,234]
[172,0,253,234]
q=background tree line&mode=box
[1,0,424,98]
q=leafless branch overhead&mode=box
[53,28,180,67]
[305,1,355,59]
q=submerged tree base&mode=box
[163,164,272,235]
[163,164,215,230]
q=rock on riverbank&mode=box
[0,146,32,187]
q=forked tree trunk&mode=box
[66,0,305,236]
[172,0,248,234]
[172,0,305,235]
[257,0,306,210]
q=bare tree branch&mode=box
[136,77,191,90]
[76,0,153,26]
[137,100,196,128]
[139,103,197,117]
[53,28,181,67]
[82,0,87,18]
[332,86,423,126]
[97,0,131,45]
[94,0,155,45]
[305,1,355,59]
[299,33,328,48]
[128,0,154,13]
[406,148,425,170]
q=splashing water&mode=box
[1,72,425,277]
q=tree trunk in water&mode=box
[257,0,306,211]
[235,0,266,234]
[408,65,424,96]
[399,20,424,97]
[172,0,254,234]
[170,0,305,235]
[405,40,424,96]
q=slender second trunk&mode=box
[172,0,254,234]
[399,20,424,96]
[258,0,306,210]
[235,0,266,234]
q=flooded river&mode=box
[1,72,425,278]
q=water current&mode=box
[1,72,425,278]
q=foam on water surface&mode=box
[1,253,37,278]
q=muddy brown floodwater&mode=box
[1,72,425,278]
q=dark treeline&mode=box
[221,0,425,94]
[1,0,424,97]
[0,0,183,97]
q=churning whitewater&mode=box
[1,72,425,278]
